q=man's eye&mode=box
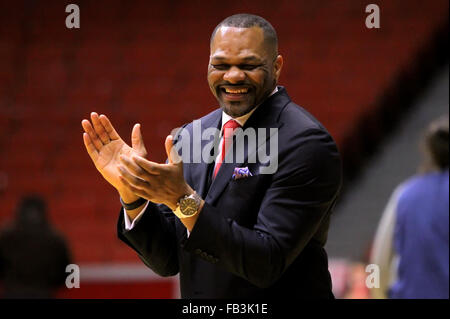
[212,64,229,70]
[211,64,260,71]
[239,64,259,70]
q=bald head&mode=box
[210,14,278,60]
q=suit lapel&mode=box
[193,109,222,199]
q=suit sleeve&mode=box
[181,128,342,288]
[117,202,180,277]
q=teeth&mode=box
[225,88,248,94]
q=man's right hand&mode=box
[81,112,147,205]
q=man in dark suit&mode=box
[82,14,342,298]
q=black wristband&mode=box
[120,197,147,210]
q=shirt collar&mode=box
[221,86,278,129]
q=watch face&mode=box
[180,198,198,216]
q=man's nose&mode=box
[223,66,245,83]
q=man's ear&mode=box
[274,55,283,82]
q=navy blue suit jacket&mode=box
[117,87,342,298]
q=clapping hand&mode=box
[82,113,201,229]
[118,135,194,211]
[81,112,147,204]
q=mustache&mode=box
[216,83,252,88]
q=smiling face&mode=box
[208,26,283,117]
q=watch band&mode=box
[120,197,147,210]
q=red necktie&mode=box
[213,119,241,178]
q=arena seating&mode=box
[0,0,448,296]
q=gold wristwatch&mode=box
[174,192,202,219]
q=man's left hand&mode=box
[118,135,194,211]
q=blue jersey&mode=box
[390,170,449,299]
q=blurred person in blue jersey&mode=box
[0,195,71,298]
[371,115,449,299]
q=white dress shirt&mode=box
[123,87,278,231]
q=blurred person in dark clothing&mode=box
[0,195,71,298]
[371,115,449,299]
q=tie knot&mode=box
[222,119,241,138]
[224,119,241,129]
